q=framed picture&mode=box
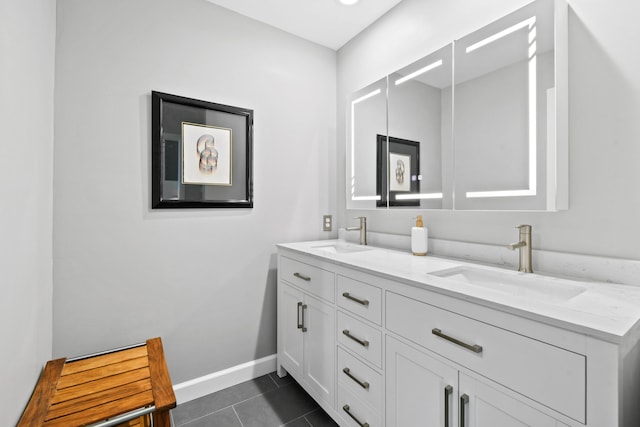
[152,91,253,208]
[376,134,420,207]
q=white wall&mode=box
[54,0,337,383]
[0,0,55,423]
[338,0,640,261]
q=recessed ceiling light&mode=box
[339,0,360,5]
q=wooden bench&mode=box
[18,337,176,427]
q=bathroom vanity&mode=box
[276,240,640,427]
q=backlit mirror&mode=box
[453,0,566,210]
[386,44,453,209]
[346,0,567,211]
[347,78,387,209]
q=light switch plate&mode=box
[323,215,332,231]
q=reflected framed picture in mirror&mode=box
[376,135,420,207]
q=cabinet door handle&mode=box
[343,367,370,390]
[342,292,369,307]
[444,385,453,427]
[342,329,369,347]
[297,302,303,330]
[460,394,469,427]
[342,404,369,427]
[301,304,308,332]
[293,272,311,281]
[432,328,483,353]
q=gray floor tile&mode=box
[281,415,311,427]
[234,381,319,427]
[181,407,243,427]
[173,374,279,426]
[305,409,339,427]
[269,371,294,387]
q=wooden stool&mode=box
[18,337,176,427]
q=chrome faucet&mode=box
[506,224,533,273]
[346,216,367,245]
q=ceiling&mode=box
[205,0,405,50]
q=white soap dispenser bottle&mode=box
[411,215,428,256]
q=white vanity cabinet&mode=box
[386,335,459,427]
[277,256,336,409]
[386,328,569,427]
[459,373,569,427]
[386,291,585,424]
[336,274,385,427]
[277,242,640,427]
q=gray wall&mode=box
[0,0,55,424]
[53,0,337,383]
[337,0,640,261]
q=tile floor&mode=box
[171,372,339,427]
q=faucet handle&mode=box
[516,224,531,231]
[352,216,367,224]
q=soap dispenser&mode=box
[411,215,428,256]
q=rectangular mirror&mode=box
[346,0,567,211]
[347,78,387,209]
[387,44,453,209]
[453,0,566,210]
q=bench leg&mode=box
[154,410,172,427]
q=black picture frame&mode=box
[376,134,420,207]
[151,91,253,208]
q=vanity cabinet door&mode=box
[279,283,304,377]
[386,336,458,427]
[279,282,335,408]
[303,293,335,407]
[458,373,561,427]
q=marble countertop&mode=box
[278,239,640,343]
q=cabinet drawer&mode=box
[386,291,586,423]
[337,275,382,325]
[338,384,382,427]
[338,347,382,410]
[280,256,335,303]
[337,312,382,368]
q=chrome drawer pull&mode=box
[444,385,453,427]
[342,292,369,307]
[343,367,370,390]
[297,302,303,330]
[342,329,369,347]
[301,304,308,332]
[342,404,369,427]
[460,394,469,427]
[432,328,483,353]
[293,272,311,281]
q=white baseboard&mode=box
[172,354,277,404]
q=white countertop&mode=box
[278,239,640,343]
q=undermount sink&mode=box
[430,266,587,303]
[312,242,374,254]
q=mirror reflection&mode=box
[386,44,453,209]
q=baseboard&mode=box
[172,354,277,404]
